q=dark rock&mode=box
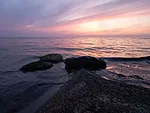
[65,56,106,73]
[128,75,144,80]
[36,70,150,113]
[20,61,53,72]
[40,54,63,63]
[117,74,126,78]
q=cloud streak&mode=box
[0,0,150,36]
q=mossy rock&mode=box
[20,61,53,72]
[40,54,63,63]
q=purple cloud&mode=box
[0,0,150,36]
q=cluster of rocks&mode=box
[19,54,107,73]
[20,54,63,72]
[19,53,144,80]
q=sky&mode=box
[0,0,150,37]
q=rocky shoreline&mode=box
[19,54,106,72]
[18,54,150,113]
[36,69,150,113]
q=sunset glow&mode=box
[0,0,150,36]
[78,21,101,32]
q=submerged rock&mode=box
[117,74,126,78]
[65,56,106,73]
[40,54,63,63]
[20,61,53,72]
[128,75,144,80]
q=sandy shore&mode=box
[36,69,150,113]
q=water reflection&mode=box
[0,36,150,58]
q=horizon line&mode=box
[0,34,150,38]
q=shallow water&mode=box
[0,36,150,113]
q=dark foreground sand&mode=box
[36,69,150,113]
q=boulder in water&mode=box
[65,56,106,73]
[20,61,53,72]
[40,53,63,63]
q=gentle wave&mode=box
[0,82,64,113]
[55,47,115,51]
[102,56,150,61]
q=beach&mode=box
[1,0,150,112]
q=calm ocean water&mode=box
[0,36,150,59]
[0,36,150,113]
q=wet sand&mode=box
[36,69,150,113]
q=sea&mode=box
[0,36,150,113]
